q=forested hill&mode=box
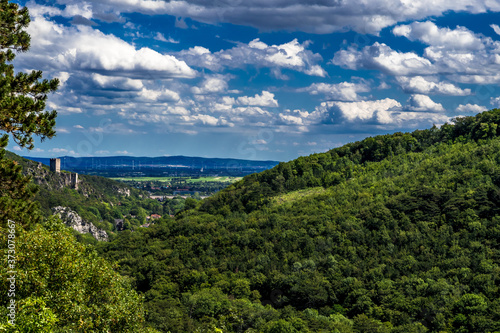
[199,108,500,216]
[5,151,166,240]
[99,109,500,332]
[1,150,158,332]
[6,150,137,206]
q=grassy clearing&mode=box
[111,176,242,183]
[271,187,327,206]
[111,177,173,182]
[186,176,242,183]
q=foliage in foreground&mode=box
[99,109,500,332]
[0,219,153,332]
[0,1,154,331]
[0,136,154,332]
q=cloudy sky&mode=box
[9,0,500,161]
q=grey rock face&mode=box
[116,187,130,197]
[114,219,124,231]
[52,206,108,242]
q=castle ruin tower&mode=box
[70,173,79,190]
[50,158,61,173]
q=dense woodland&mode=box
[1,143,175,331]
[6,102,500,331]
[93,109,500,332]
[0,102,160,331]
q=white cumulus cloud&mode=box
[396,76,470,95]
[154,32,179,43]
[332,42,435,76]
[491,97,500,108]
[455,104,486,113]
[393,21,485,50]
[191,75,229,94]
[178,38,326,78]
[491,24,500,35]
[22,13,196,79]
[313,98,449,127]
[333,22,500,84]
[300,82,370,101]
[92,74,144,91]
[138,88,180,101]
[406,94,445,112]
[321,98,402,123]
[237,91,279,107]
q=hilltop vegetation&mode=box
[0,99,159,333]
[98,109,500,332]
[1,147,171,331]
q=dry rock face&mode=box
[114,219,125,231]
[116,187,130,197]
[52,206,108,241]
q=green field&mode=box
[111,176,242,183]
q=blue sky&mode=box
[9,0,500,161]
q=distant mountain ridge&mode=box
[25,155,279,174]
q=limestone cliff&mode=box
[52,206,108,242]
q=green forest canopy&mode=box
[98,109,500,332]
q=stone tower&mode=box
[70,173,79,190]
[50,158,60,173]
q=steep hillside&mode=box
[99,109,500,332]
[7,152,168,241]
[199,109,500,216]
[1,149,157,332]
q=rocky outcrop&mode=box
[26,165,78,190]
[116,187,130,197]
[114,219,125,231]
[52,206,108,241]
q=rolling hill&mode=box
[97,109,500,332]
